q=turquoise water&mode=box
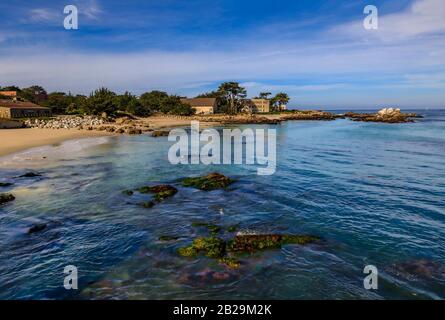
[1,110,444,300]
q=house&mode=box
[241,99,270,113]
[180,98,217,115]
[250,99,270,113]
[0,100,51,119]
[0,91,18,98]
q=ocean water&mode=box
[0,110,444,300]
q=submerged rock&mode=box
[386,259,445,281]
[0,182,13,187]
[138,185,178,201]
[140,201,156,208]
[151,130,170,137]
[159,235,179,241]
[122,190,134,196]
[0,193,15,205]
[218,257,241,269]
[28,223,47,234]
[182,173,235,191]
[191,222,221,235]
[19,172,41,178]
[227,234,320,253]
[226,225,239,232]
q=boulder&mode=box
[0,193,15,205]
[137,185,178,201]
[28,223,47,234]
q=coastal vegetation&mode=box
[1,82,290,117]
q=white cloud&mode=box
[331,0,445,41]
[2,0,445,108]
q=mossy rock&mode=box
[191,222,221,235]
[226,225,239,232]
[159,235,179,241]
[178,246,198,257]
[182,173,234,191]
[0,193,15,205]
[140,201,155,208]
[0,182,13,187]
[122,190,134,196]
[218,257,241,269]
[178,237,226,259]
[137,185,178,201]
[227,234,320,253]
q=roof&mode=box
[0,99,50,110]
[0,91,17,97]
[181,98,217,107]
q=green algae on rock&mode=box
[227,234,320,253]
[218,257,241,269]
[182,173,234,191]
[226,225,239,232]
[178,237,226,259]
[191,222,221,235]
[137,185,178,201]
[0,193,15,205]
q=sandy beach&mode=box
[0,128,115,157]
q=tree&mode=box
[195,91,222,98]
[271,92,290,111]
[139,90,169,113]
[83,88,118,116]
[42,92,72,114]
[258,92,272,99]
[21,85,48,104]
[217,82,247,114]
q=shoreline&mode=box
[0,128,115,157]
[0,109,420,158]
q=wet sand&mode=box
[0,128,115,157]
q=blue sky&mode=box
[0,0,444,109]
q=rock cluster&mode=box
[24,116,105,129]
[178,233,320,269]
[345,108,420,123]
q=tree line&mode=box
[0,82,290,116]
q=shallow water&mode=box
[1,110,444,300]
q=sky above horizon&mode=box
[0,0,444,109]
